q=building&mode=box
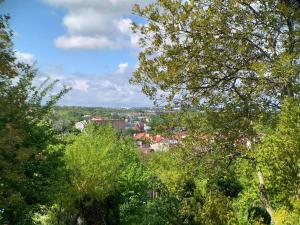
[133,133,168,152]
[133,131,187,153]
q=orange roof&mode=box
[152,135,164,143]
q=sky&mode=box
[1,0,153,107]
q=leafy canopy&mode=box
[132,0,300,111]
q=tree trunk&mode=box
[68,213,80,225]
[247,138,275,224]
[257,167,275,224]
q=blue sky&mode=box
[1,0,152,107]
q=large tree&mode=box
[132,0,300,222]
[61,125,148,225]
[132,0,299,110]
[0,14,69,224]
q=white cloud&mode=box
[43,0,151,50]
[63,8,115,35]
[116,62,129,74]
[39,63,152,107]
[55,35,116,49]
[73,80,89,92]
[117,18,132,34]
[15,51,36,64]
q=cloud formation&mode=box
[73,79,90,92]
[43,0,149,50]
[116,62,129,74]
[55,35,115,49]
[40,63,152,107]
[15,51,36,64]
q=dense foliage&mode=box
[0,13,70,224]
[132,0,300,110]
[1,0,299,224]
[131,0,300,224]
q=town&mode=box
[73,107,187,153]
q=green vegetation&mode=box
[0,0,299,224]
[131,0,300,224]
[0,14,69,224]
[50,106,146,132]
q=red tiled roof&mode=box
[153,135,164,143]
[133,133,168,143]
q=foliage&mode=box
[34,124,179,225]
[0,14,18,80]
[140,149,242,225]
[132,0,300,223]
[64,125,122,200]
[2,0,300,224]
[53,125,147,224]
[255,98,300,224]
[132,0,300,110]
[0,13,69,225]
[148,113,185,135]
[257,98,300,206]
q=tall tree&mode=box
[0,14,69,224]
[63,125,146,225]
[131,0,300,222]
[132,0,300,109]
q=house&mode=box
[133,133,169,153]
[133,132,148,140]
[133,131,188,153]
